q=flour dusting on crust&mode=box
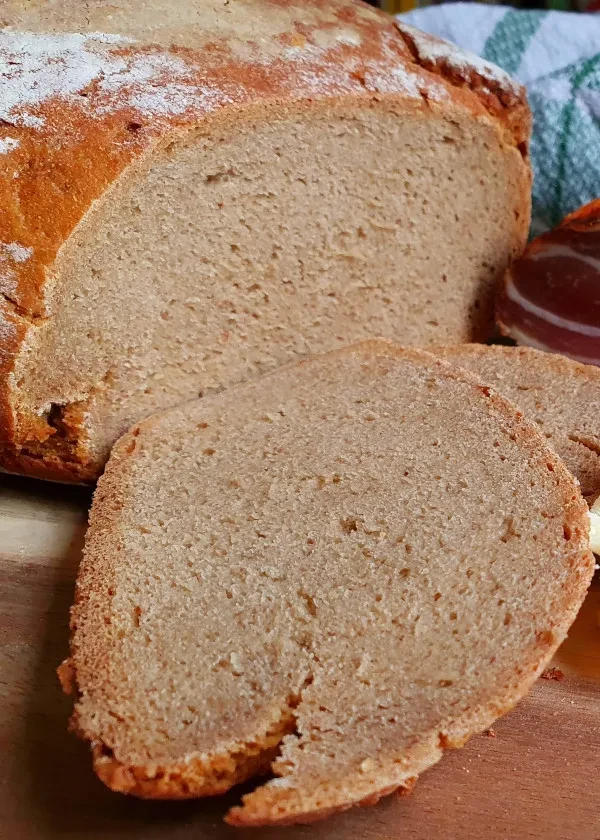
[96,51,239,117]
[0,138,20,154]
[395,22,521,97]
[0,20,455,132]
[0,32,132,127]
[1,242,34,263]
[0,31,238,127]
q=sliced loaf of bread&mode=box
[62,341,593,825]
[434,344,600,502]
[0,1,530,481]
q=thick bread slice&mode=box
[434,344,600,502]
[63,340,593,826]
[0,0,531,481]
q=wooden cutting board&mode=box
[1,474,599,840]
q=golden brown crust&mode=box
[394,21,531,151]
[0,448,96,483]
[62,340,593,821]
[0,1,530,481]
[0,301,27,443]
[88,717,294,800]
[226,781,410,827]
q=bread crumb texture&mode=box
[67,341,593,825]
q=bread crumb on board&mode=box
[540,667,565,682]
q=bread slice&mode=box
[434,344,600,502]
[62,340,593,826]
[0,1,531,482]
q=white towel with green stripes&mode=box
[400,4,600,234]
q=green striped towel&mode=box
[401,4,600,234]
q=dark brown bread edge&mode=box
[394,22,531,151]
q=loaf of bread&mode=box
[434,344,600,502]
[0,1,531,482]
[61,341,592,826]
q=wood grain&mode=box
[1,474,599,840]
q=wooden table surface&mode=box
[1,473,599,840]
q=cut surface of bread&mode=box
[435,344,600,502]
[64,340,593,826]
[0,0,531,481]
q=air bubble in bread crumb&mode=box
[269,776,293,789]
[360,758,375,773]
[340,517,358,534]
[229,652,244,675]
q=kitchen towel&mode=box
[401,4,600,233]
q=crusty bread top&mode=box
[434,344,600,501]
[65,340,592,825]
[0,1,530,448]
[0,2,528,315]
